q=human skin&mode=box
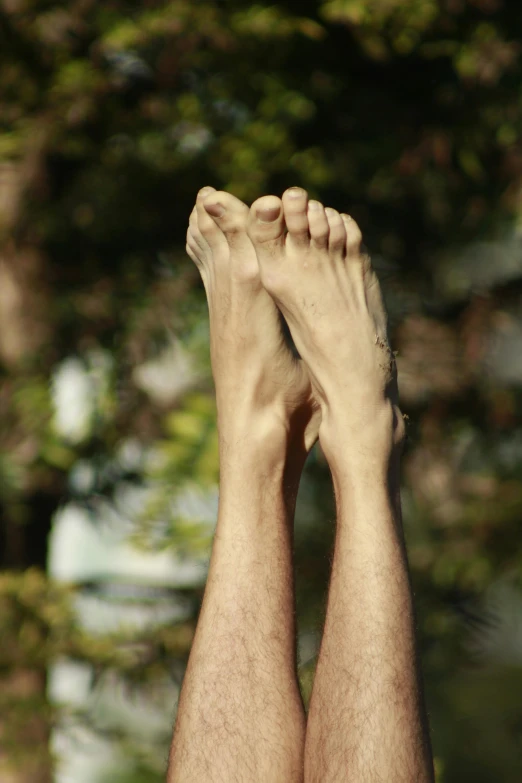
[167,186,320,782]
[247,187,435,783]
[167,185,434,782]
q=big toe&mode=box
[247,195,285,248]
[195,186,222,241]
[203,191,250,244]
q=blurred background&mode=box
[1,1,522,781]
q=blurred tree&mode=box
[1,0,522,780]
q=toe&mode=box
[325,208,346,258]
[188,205,198,232]
[186,240,198,266]
[186,228,205,276]
[188,209,208,252]
[202,191,250,245]
[247,196,286,292]
[341,214,363,258]
[247,195,285,247]
[186,226,202,256]
[340,213,374,301]
[195,186,223,240]
[282,187,310,247]
[197,185,216,200]
[308,200,329,250]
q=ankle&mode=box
[319,400,405,470]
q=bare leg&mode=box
[167,188,320,782]
[248,188,434,783]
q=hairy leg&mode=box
[247,188,434,783]
[167,188,319,783]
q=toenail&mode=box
[257,205,281,223]
[308,200,322,211]
[199,186,215,197]
[325,207,339,218]
[287,187,305,198]
[205,202,225,217]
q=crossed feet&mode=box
[186,186,402,463]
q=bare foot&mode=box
[186,187,320,455]
[246,187,403,460]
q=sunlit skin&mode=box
[167,186,434,783]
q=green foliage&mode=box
[2,0,522,780]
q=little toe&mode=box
[308,200,329,250]
[341,213,363,258]
[325,207,346,258]
[282,187,310,247]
